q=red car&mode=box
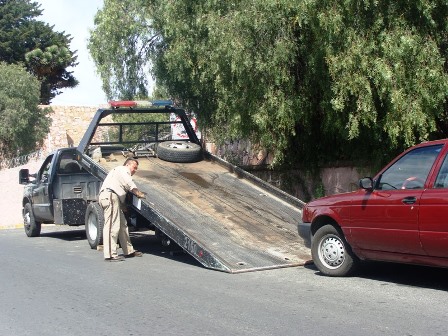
[299,139,448,276]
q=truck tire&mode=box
[85,202,104,249]
[157,141,202,163]
[23,203,41,237]
[311,224,359,277]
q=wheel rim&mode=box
[24,211,31,231]
[318,235,345,269]
[167,142,192,149]
[87,213,98,241]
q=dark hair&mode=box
[124,158,139,166]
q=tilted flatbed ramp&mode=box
[102,154,310,273]
[77,104,310,273]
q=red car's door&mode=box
[348,188,424,254]
[348,144,444,255]
[419,152,448,258]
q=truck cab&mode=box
[19,148,101,237]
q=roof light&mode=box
[151,99,173,107]
[109,101,137,108]
[109,100,172,108]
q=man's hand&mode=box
[135,190,146,199]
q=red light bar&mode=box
[109,101,137,108]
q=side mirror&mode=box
[359,177,374,190]
[19,169,30,185]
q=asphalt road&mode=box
[1,226,447,336]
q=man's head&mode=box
[124,158,139,175]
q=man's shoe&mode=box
[125,251,143,258]
[105,255,125,262]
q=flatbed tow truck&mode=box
[20,101,310,273]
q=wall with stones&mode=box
[205,138,371,201]
[205,139,274,167]
[40,105,110,154]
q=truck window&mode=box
[58,152,83,174]
[40,155,53,183]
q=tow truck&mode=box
[20,101,310,273]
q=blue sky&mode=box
[37,0,105,106]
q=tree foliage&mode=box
[89,0,448,167]
[88,0,155,100]
[0,0,78,104]
[0,62,51,158]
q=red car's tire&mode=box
[311,224,359,277]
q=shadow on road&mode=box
[40,228,86,241]
[130,230,203,269]
[357,261,448,291]
[40,227,203,269]
[304,261,448,291]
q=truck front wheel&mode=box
[23,203,41,237]
[311,224,359,277]
[85,202,104,249]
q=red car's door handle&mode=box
[402,196,417,205]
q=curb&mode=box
[0,223,57,231]
[0,224,23,230]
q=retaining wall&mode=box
[41,105,109,153]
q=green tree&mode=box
[0,62,51,158]
[89,0,448,167]
[301,0,448,165]
[0,0,78,104]
[149,0,448,166]
[88,0,154,100]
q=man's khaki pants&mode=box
[99,191,135,259]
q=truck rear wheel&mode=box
[85,202,104,249]
[157,141,202,163]
[23,203,41,237]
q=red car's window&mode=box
[434,154,448,188]
[377,144,443,190]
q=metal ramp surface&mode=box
[105,156,311,273]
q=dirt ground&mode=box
[0,160,43,229]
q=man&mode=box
[99,158,146,261]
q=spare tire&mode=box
[157,141,202,163]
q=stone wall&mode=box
[205,139,274,166]
[41,105,110,154]
[205,138,371,201]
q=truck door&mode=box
[32,155,54,222]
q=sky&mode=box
[37,0,106,106]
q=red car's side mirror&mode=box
[359,177,374,190]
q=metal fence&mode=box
[0,150,44,170]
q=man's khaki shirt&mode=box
[100,165,137,204]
